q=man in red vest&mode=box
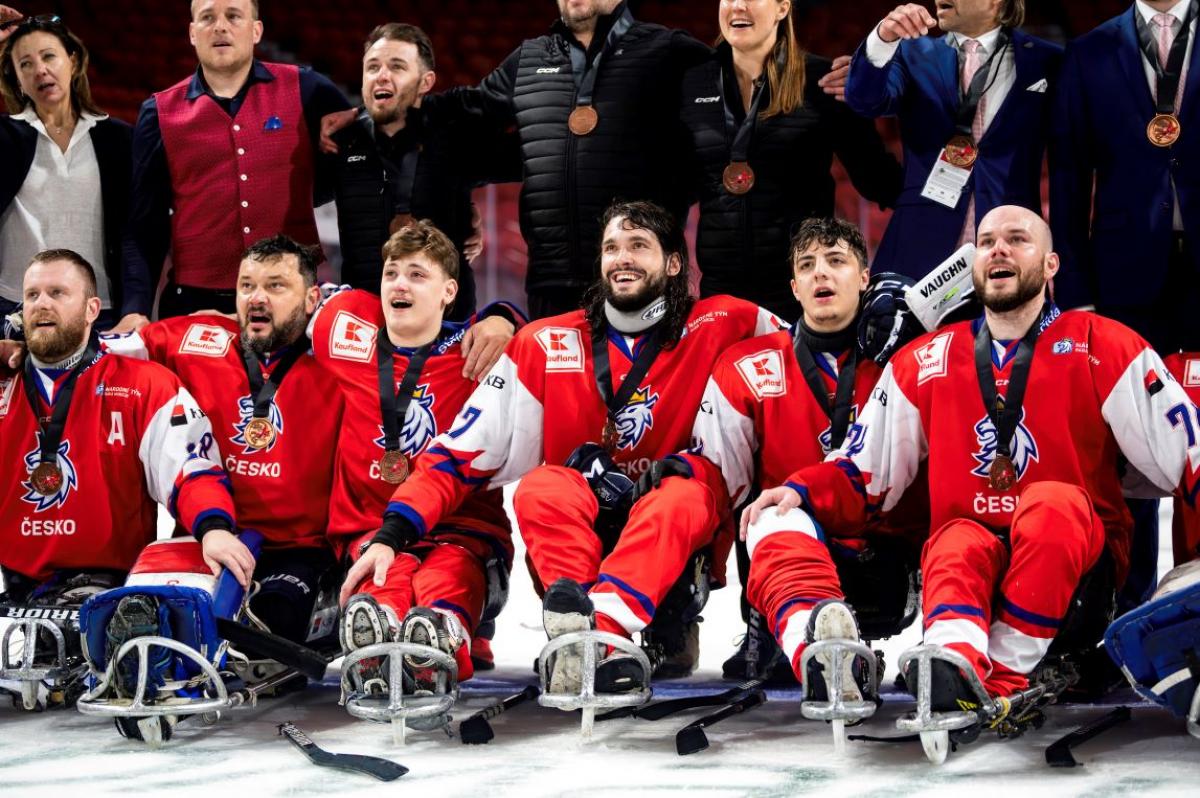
[119,0,349,327]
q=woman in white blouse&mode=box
[0,10,133,331]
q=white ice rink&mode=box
[3,491,1200,797]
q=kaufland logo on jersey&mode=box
[179,324,233,357]
[536,327,584,372]
[916,332,953,384]
[1185,358,1200,388]
[330,310,377,362]
[735,350,786,399]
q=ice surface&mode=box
[2,493,1198,797]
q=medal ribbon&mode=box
[568,5,634,107]
[591,326,665,433]
[954,30,1011,138]
[376,326,434,454]
[22,341,100,468]
[241,341,305,422]
[792,336,859,450]
[1135,1,1197,116]
[972,302,1057,468]
[719,58,770,164]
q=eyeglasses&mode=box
[0,14,65,33]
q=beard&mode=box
[974,267,1046,313]
[560,0,608,30]
[25,313,89,363]
[240,303,308,357]
[367,84,418,128]
[603,268,669,312]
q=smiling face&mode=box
[933,0,1002,34]
[362,37,433,127]
[718,0,790,53]
[380,252,458,342]
[972,205,1058,313]
[10,30,76,115]
[791,238,869,333]
[189,0,262,75]
[599,215,682,312]
[22,258,100,361]
[235,254,317,356]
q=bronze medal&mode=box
[568,105,599,136]
[243,416,277,450]
[30,461,64,496]
[988,454,1017,492]
[722,162,755,195]
[1147,113,1182,147]
[601,419,619,452]
[379,450,410,485]
[944,135,978,169]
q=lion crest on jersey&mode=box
[21,440,79,511]
[971,408,1039,483]
[230,396,284,454]
[374,383,437,456]
[615,386,659,450]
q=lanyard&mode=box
[1136,1,1197,115]
[240,342,305,421]
[376,327,434,453]
[568,6,635,106]
[954,30,1011,137]
[792,337,858,450]
[591,327,664,424]
[719,65,768,163]
[22,344,100,466]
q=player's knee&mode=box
[1011,481,1102,555]
[513,465,590,518]
[924,519,1002,564]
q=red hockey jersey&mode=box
[0,352,234,580]
[101,316,342,550]
[308,288,515,558]
[784,309,1200,582]
[383,296,782,573]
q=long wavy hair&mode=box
[1,17,104,116]
[584,200,695,349]
[716,0,806,119]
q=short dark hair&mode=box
[29,248,98,298]
[363,23,435,72]
[790,217,869,272]
[242,235,320,287]
[998,0,1025,28]
[190,0,260,20]
[381,219,459,280]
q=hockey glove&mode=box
[857,272,923,365]
[370,512,421,553]
[565,443,636,513]
[631,456,692,503]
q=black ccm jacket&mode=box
[680,45,902,322]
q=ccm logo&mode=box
[694,96,720,103]
[536,67,562,74]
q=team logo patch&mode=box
[614,386,659,450]
[1185,359,1200,388]
[1052,338,1073,355]
[329,310,377,363]
[373,383,438,456]
[916,332,953,384]
[21,440,79,511]
[0,375,13,418]
[179,324,234,357]
[971,409,1039,485]
[230,395,284,454]
[535,327,585,372]
[735,350,786,399]
[818,404,860,454]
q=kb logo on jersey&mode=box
[614,386,659,450]
[971,409,1039,485]
[374,383,438,456]
[231,396,284,454]
[21,441,79,511]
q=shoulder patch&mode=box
[0,374,14,418]
[734,349,786,400]
[179,323,234,358]
[535,327,585,373]
[329,310,378,363]
[915,331,953,385]
[1185,358,1200,388]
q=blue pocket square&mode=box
[264,115,284,131]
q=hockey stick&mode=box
[1045,706,1132,767]
[279,722,408,781]
[460,684,541,744]
[216,618,330,681]
[594,678,768,723]
[675,688,767,755]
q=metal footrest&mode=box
[2,618,80,710]
[537,631,651,738]
[1188,682,1200,740]
[895,644,992,734]
[339,641,458,741]
[799,638,879,722]
[76,635,231,718]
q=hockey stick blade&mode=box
[460,684,541,744]
[279,722,407,781]
[216,618,330,681]
[675,689,767,756]
[634,678,767,722]
[1045,706,1132,768]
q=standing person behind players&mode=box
[329,23,518,319]
[100,235,343,643]
[120,0,349,325]
[0,12,136,333]
[317,221,521,691]
[432,0,708,318]
[844,1,1061,279]
[361,200,782,694]
[742,205,1200,718]
[680,0,902,322]
[0,249,234,599]
[692,217,926,692]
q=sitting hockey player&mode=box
[322,221,520,719]
[1162,352,1200,567]
[742,205,1200,759]
[0,250,234,711]
[688,218,927,721]
[371,200,783,704]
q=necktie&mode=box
[958,39,987,247]
[1152,12,1186,108]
